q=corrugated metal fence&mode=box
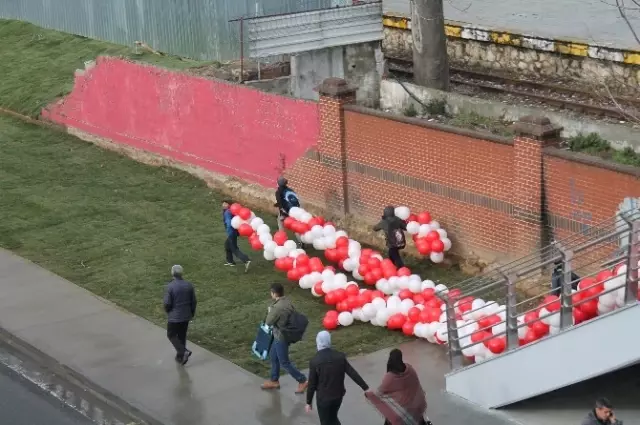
[0,0,333,60]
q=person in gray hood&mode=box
[581,398,623,425]
[373,206,408,268]
[163,265,197,365]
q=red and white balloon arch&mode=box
[229,203,638,363]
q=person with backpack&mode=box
[222,199,251,271]
[261,282,309,394]
[274,176,303,245]
[373,206,408,268]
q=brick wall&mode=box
[42,57,320,187]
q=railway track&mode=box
[386,56,640,121]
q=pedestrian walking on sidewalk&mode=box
[581,398,624,425]
[305,331,370,425]
[222,199,251,271]
[261,283,308,394]
[366,349,428,425]
[163,265,197,365]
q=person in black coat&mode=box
[163,265,197,365]
[373,206,408,268]
[305,331,369,425]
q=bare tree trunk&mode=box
[411,0,450,91]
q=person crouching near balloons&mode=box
[274,176,304,247]
[373,206,408,268]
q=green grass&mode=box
[568,132,640,167]
[0,115,466,376]
[0,19,208,118]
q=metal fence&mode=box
[440,209,640,370]
[0,0,334,61]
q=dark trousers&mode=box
[317,398,343,425]
[384,419,427,425]
[225,232,249,264]
[167,321,189,358]
[388,247,404,268]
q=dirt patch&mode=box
[186,60,290,83]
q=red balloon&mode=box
[397,267,411,277]
[427,308,441,323]
[577,277,596,291]
[325,266,336,272]
[524,311,539,325]
[326,310,339,318]
[336,236,349,248]
[421,288,436,301]
[287,268,300,281]
[406,213,418,223]
[238,223,254,237]
[430,239,445,253]
[416,240,431,255]
[542,295,561,312]
[383,268,397,279]
[487,337,506,354]
[579,299,598,318]
[470,330,491,345]
[336,246,349,260]
[596,270,614,286]
[398,289,413,300]
[357,294,369,307]
[531,320,550,338]
[448,288,462,300]
[293,222,309,234]
[250,239,263,250]
[315,217,326,226]
[274,258,286,271]
[367,257,381,269]
[325,249,339,262]
[612,263,625,276]
[308,217,321,228]
[238,207,252,220]
[425,298,442,309]
[274,231,288,246]
[573,306,587,324]
[283,217,295,229]
[295,254,310,266]
[297,265,310,277]
[347,296,360,310]
[402,321,416,336]
[323,316,338,330]
[324,292,338,305]
[358,264,370,276]
[425,231,440,242]
[346,284,360,296]
[336,300,349,312]
[361,248,374,258]
[309,257,324,272]
[334,289,347,302]
[408,307,421,322]
[229,203,243,215]
[370,268,383,282]
[418,309,431,323]
[458,296,474,313]
[364,272,377,286]
[477,315,491,330]
[523,328,540,345]
[370,290,385,300]
[381,259,395,269]
[387,314,406,330]
[417,211,432,225]
[413,294,426,305]
[313,282,325,296]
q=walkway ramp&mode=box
[442,212,640,409]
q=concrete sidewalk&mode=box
[0,248,515,425]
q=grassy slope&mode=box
[0,19,206,117]
[0,115,466,375]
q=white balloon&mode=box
[231,216,244,229]
[321,280,334,294]
[598,302,614,315]
[323,235,337,249]
[409,279,422,293]
[274,246,288,259]
[517,325,528,339]
[418,224,431,237]
[263,250,275,261]
[394,206,411,220]
[430,252,444,263]
[616,264,627,276]
[434,283,449,294]
[406,221,420,235]
[300,212,313,223]
[398,276,410,290]
[289,207,303,220]
[323,225,336,236]
[548,311,560,328]
[312,238,327,250]
[604,275,625,291]
[338,312,354,327]
[539,307,551,325]
[335,230,348,239]
[375,308,390,326]
[334,274,348,289]
[321,269,335,280]
[471,299,486,318]
[492,321,506,336]
[348,240,362,256]
[421,280,435,290]
[387,295,402,309]
[442,238,452,252]
[439,311,447,323]
[352,308,364,321]
[429,220,441,230]
[599,292,616,307]
[250,217,264,230]
[289,249,302,258]
[311,225,324,239]
[362,303,376,319]
[370,317,380,327]
[483,301,499,315]
[549,325,561,335]
[342,258,357,272]
[435,323,449,342]
[372,297,387,311]
[400,299,415,315]
[259,233,273,245]
[263,240,277,253]
[310,284,322,296]
[352,269,363,281]
[308,272,322,284]
[413,323,426,338]
[461,336,475,357]
[284,240,297,251]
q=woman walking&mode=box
[365,349,428,425]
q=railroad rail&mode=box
[386,56,640,121]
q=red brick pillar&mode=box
[316,78,356,217]
[511,116,562,256]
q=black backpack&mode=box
[280,307,308,344]
[389,227,407,249]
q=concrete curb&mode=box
[0,327,164,425]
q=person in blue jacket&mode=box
[222,199,251,271]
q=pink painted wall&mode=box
[43,57,320,187]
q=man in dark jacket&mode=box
[261,283,308,393]
[373,206,408,268]
[164,265,197,365]
[274,177,303,246]
[581,398,623,425]
[305,331,369,425]
[222,199,251,271]
[551,259,580,297]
